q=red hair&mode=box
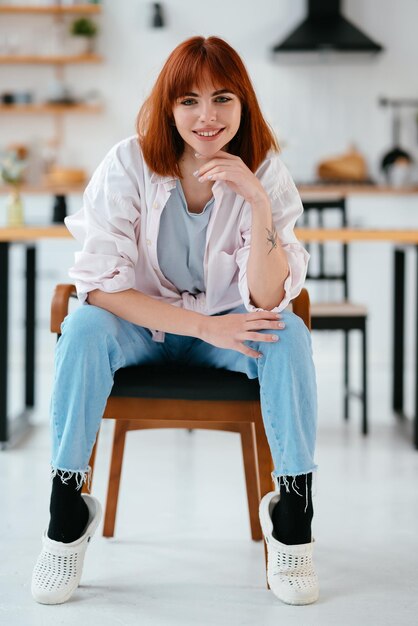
[136,36,279,178]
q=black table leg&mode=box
[25,246,36,408]
[0,242,9,446]
[0,241,34,449]
[415,245,418,449]
[393,248,405,414]
[362,323,368,436]
[392,246,418,449]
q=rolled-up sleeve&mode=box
[236,155,309,313]
[65,147,141,303]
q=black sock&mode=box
[271,473,313,545]
[47,474,89,543]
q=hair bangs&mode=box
[166,53,242,106]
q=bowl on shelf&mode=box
[44,166,86,187]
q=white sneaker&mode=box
[259,490,319,605]
[31,494,102,605]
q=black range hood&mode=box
[273,0,383,55]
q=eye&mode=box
[215,96,232,103]
[180,98,196,106]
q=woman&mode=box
[32,36,319,606]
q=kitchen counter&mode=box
[1,224,418,243]
[297,183,418,196]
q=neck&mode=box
[180,144,206,173]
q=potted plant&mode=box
[70,17,98,55]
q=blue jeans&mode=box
[50,304,318,489]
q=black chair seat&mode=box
[311,315,366,331]
[111,364,260,401]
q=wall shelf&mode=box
[0,54,102,64]
[0,3,103,186]
[0,103,102,114]
[0,183,85,194]
[0,4,101,15]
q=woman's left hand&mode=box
[194,150,269,206]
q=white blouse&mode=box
[65,135,309,341]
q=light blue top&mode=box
[157,179,215,295]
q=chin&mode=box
[199,146,220,156]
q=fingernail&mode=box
[278,323,285,329]
[195,152,201,157]
[207,175,213,180]
[198,176,205,182]
[271,335,279,341]
[192,170,199,177]
[275,313,281,318]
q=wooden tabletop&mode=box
[0,184,85,195]
[295,228,418,243]
[1,225,418,244]
[0,225,70,241]
[1,183,418,197]
[297,184,418,196]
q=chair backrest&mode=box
[290,287,311,331]
[300,197,349,300]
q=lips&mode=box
[192,128,225,141]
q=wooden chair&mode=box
[51,284,311,573]
[300,198,368,435]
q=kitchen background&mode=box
[1,0,418,420]
[1,0,418,181]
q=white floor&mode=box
[1,344,418,626]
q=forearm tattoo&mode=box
[266,223,278,255]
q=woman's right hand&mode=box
[199,311,286,358]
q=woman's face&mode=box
[172,82,242,159]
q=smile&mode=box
[193,128,225,139]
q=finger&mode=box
[201,171,232,182]
[195,162,236,178]
[245,311,282,321]
[240,332,280,343]
[196,164,234,179]
[195,150,238,160]
[245,319,285,330]
[236,344,263,358]
[199,169,242,182]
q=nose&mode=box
[198,101,216,122]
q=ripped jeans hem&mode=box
[271,466,318,513]
[50,464,92,491]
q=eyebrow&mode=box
[181,89,232,97]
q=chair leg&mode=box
[103,420,129,538]
[81,427,100,495]
[344,330,349,420]
[253,406,274,589]
[362,326,368,436]
[254,418,274,500]
[239,423,262,541]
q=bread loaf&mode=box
[317,147,368,181]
